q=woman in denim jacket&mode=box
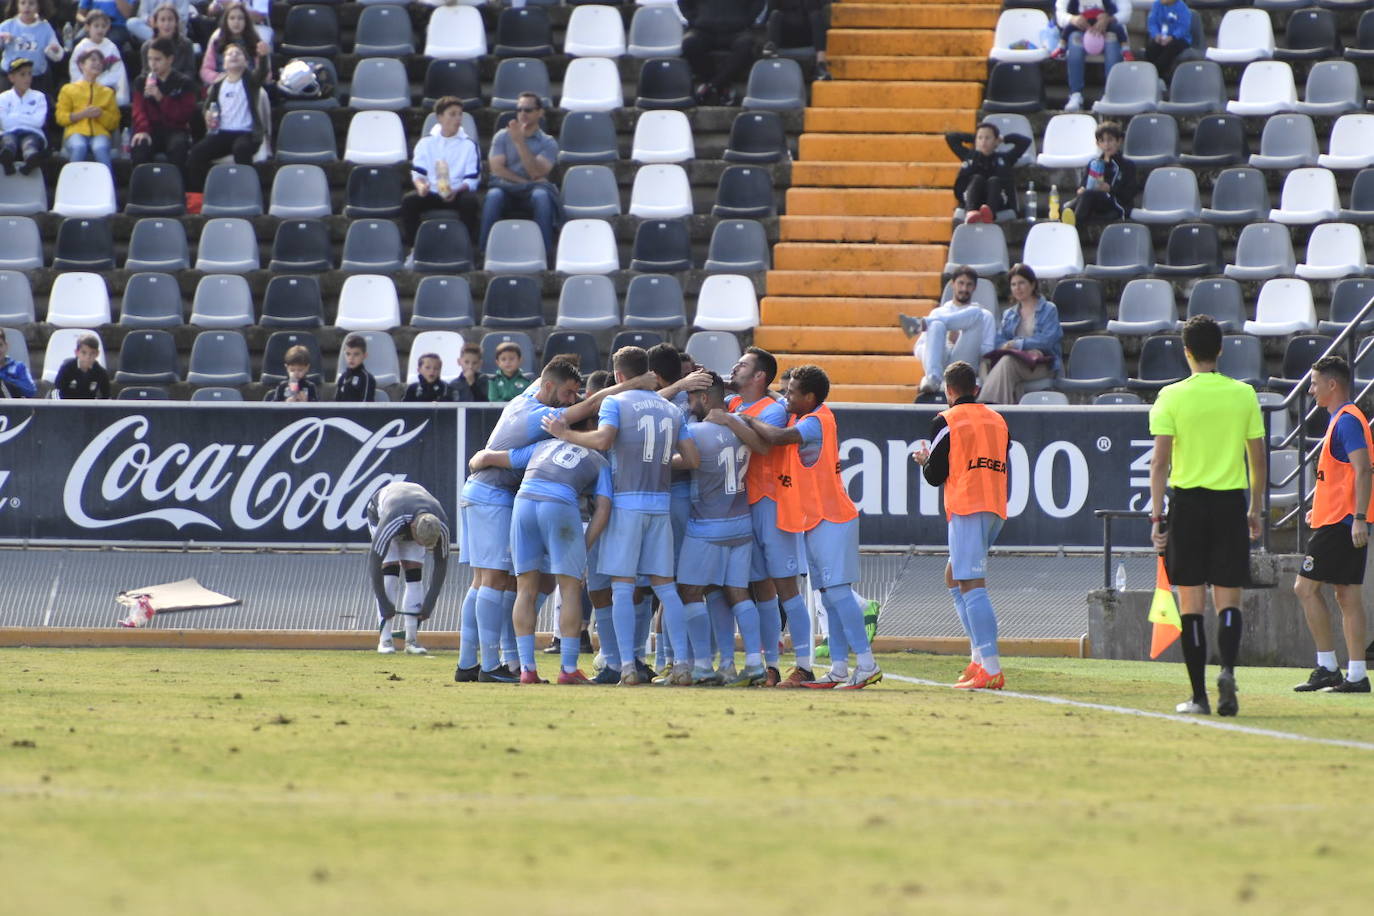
[980,263,1064,404]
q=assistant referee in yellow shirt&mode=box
[1149,315,1267,717]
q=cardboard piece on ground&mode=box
[115,578,240,628]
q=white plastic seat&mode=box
[46,273,111,327]
[1020,222,1084,280]
[424,5,486,59]
[344,111,407,165]
[989,8,1049,63]
[1295,223,1366,280]
[52,161,117,218]
[483,219,547,273]
[406,330,466,383]
[1318,114,1374,170]
[42,329,105,384]
[1269,168,1340,224]
[564,5,626,57]
[627,5,682,57]
[554,218,619,274]
[1226,61,1297,116]
[628,164,693,218]
[631,110,695,163]
[692,275,759,331]
[335,275,402,331]
[194,218,260,273]
[1207,9,1276,64]
[1242,278,1317,336]
[559,57,623,112]
[1035,114,1099,169]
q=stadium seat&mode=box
[1092,61,1160,116]
[0,216,40,270]
[1319,278,1374,334]
[1225,223,1296,280]
[1035,114,1098,168]
[280,4,339,57]
[560,57,623,112]
[117,273,182,330]
[1248,114,1319,169]
[484,220,547,273]
[1159,60,1226,115]
[340,219,404,273]
[1020,223,1083,280]
[490,58,551,110]
[742,58,805,110]
[632,110,695,163]
[1130,168,1200,224]
[1201,167,1269,223]
[344,111,406,165]
[348,57,409,111]
[265,165,330,220]
[0,170,46,215]
[1318,114,1374,170]
[724,112,787,164]
[260,331,324,387]
[1269,168,1340,224]
[52,162,116,217]
[275,111,339,164]
[116,386,170,400]
[1268,449,1301,509]
[260,275,325,328]
[193,218,258,273]
[201,163,264,216]
[704,220,770,273]
[41,329,104,384]
[1020,390,1068,405]
[353,4,413,56]
[623,274,687,328]
[555,219,619,274]
[0,270,32,324]
[1,327,29,376]
[412,275,476,329]
[556,275,619,330]
[1243,278,1317,335]
[694,275,758,331]
[190,275,255,328]
[336,275,402,330]
[944,223,1009,277]
[1355,338,1374,388]
[422,59,481,108]
[1207,9,1276,63]
[1216,333,1265,387]
[424,5,485,59]
[1106,279,1176,335]
[630,164,693,218]
[940,276,1001,314]
[1181,278,1246,333]
[1127,335,1189,392]
[1347,9,1374,60]
[114,330,179,384]
[561,165,621,219]
[564,5,626,56]
[191,387,243,402]
[1180,114,1247,167]
[124,218,188,272]
[1122,113,1178,168]
[338,330,400,387]
[982,61,1042,113]
[52,217,114,271]
[558,111,619,164]
[1267,333,1332,389]
[1295,223,1366,280]
[685,331,742,376]
[1227,61,1296,116]
[482,275,544,328]
[541,331,601,372]
[612,329,664,354]
[268,219,333,273]
[1296,61,1362,117]
[187,331,251,386]
[636,57,694,109]
[1254,0,1309,11]
[990,8,1049,62]
[1155,222,1221,277]
[1275,7,1339,61]
[125,164,185,216]
[1093,392,1142,405]
[412,220,475,272]
[1055,336,1127,394]
[1085,223,1153,279]
[1053,279,1107,333]
[712,166,774,219]
[478,331,536,375]
[278,56,339,113]
[344,166,402,219]
[980,113,1036,166]
[494,6,553,57]
[1341,169,1374,222]
[630,220,692,272]
[628,6,683,57]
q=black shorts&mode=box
[1300,523,1368,585]
[1165,487,1251,588]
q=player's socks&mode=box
[459,586,480,669]
[757,596,782,666]
[732,600,762,669]
[825,585,872,659]
[561,635,581,674]
[635,595,653,659]
[824,592,850,670]
[516,634,537,672]
[1217,607,1242,673]
[1349,660,1368,680]
[1180,613,1208,703]
[592,606,620,671]
[611,581,640,671]
[706,591,735,668]
[500,591,519,668]
[781,594,811,669]
[950,587,981,663]
[1318,650,1339,672]
[683,600,712,671]
[403,613,420,646]
[475,586,505,671]
[653,583,691,666]
[962,587,999,674]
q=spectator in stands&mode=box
[57,48,120,172]
[197,0,268,46]
[403,353,450,402]
[68,10,128,105]
[487,341,532,402]
[1061,120,1136,227]
[137,3,197,84]
[1056,0,1131,112]
[898,265,996,401]
[266,345,319,402]
[335,333,377,403]
[1144,0,1192,78]
[0,0,62,92]
[130,36,195,170]
[127,0,191,45]
[199,1,268,86]
[478,91,560,262]
[0,58,48,175]
[73,0,129,53]
[402,96,480,249]
[1050,1,1131,67]
[761,0,830,81]
[979,264,1063,405]
[53,334,111,399]
[682,0,765,106]
[449,344,488,403]
[947,121,1031,224]
[184,42,265,192]
[0,331,35,397]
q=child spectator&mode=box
[130,36,195,170]
[449,344,487,402]
[127,0,192,45]
[946,121,1032,224]
[486,341,532,402]
[335,333,377,403]
[184,42,266,193]
[0,330,35,397]
[1051,0,1131,64]
[266,345,319,402]
[0,58,48,175]
[199,1,268,85]
[1056,0,1132,112]
[0,0,62,91]
[54,333,110,399]
[403,353,449,402]
[68,10,128,104]
[1145,0,1192,77]
[57,48,120,172]
[137,2,196,84]
[74,0,128,48]
[1061,120,1137,227]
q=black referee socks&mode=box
[1180,613,1208,703]
[1218,607,1242,673]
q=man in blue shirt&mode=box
[478,91,560,262]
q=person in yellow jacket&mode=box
[56,47,120,172]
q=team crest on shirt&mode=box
[1302,556,1315,572]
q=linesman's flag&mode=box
[1147,555,1182,659]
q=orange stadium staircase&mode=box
[757,0,1001,403]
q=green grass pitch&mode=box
[3,648,1371,915]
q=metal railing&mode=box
[1094,508,1150,589]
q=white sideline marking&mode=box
[881,672,1374,752]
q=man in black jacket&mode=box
[947,122,1032,223]
[682,0,767,105]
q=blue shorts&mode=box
[585,534,611,591]
[670,485,691,563]
[677,536,753,588]
[598,508,675,579]
[804,517,860,590]
[460,501,513,573]
[948,511,1003,581]
[750,497,806,582]
[511,497,584,577]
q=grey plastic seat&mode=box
[630,220,692,272]
[348,56,409,111]
[114,329,179,384]
[484,219,547,273]
[558,111,618,164]
[0,216,41,270]
[412,220,474,273]
[0,270,33,324]
[336,330,400,387]
[623,274,686,329]
[1224,223,1296,280]
[1127,335,1189,391]
[479,331,537,374]
[1180,114,1247,167]
[190,387,243,402]
[411,275,476,329]
[561,165,621,219]
[340,219,404,273]
[541,331,600,372]
[1295,60,1362,116]
[1122,113,1178,168]
[0,170,46,215]
[1107,279,1177,335]
[269,165,332,218]
[742,58,805,110]
[275,110,339,164]
[186,330,251,386]
[201,164,264,217]
[685,331,742,376]
[124,218,189,272]
[53,217,114,270]
[556,275,619,330]
[703,220,770,273]
[982,61,1043,114]
[1340,168,1374,222]
[261,275,325,328]
[195,219,260,273]
[119,273,183,328]
[1051,278,1106,332]
[1085,222,1153,278]
[1216,333,1265,387]
[125,163,185,216]
[1249,114,1320,169]
[724,112,788,164]
[1155,222,1221,277]
[281,4,339,57]
[1056,336,1127,393]
[1159,60,1226,115]
[1180,278,1246,333]
[260,331,324,387]
[490,58,551,111]
[116,386,171,400]
[1092,61,1161,116]
[628,5,683,57]
[1347,9,1374,60]
[353,4,414,56]
[1094,392,1142,405]
[190,275,255,328]
[1320,278,1374,335]
[1201,167,1269,223]
[944,223,1009,276]
[1130,168,1201,224]
[269,219,333,272]
[712,166,775,218]
[482,275,544,328]
[1019,390,1068,406]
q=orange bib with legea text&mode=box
[728,393,787,506]
[1310,403,1374,528]
[939,402,1010,521]
[775,404,858,533]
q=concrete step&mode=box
[765,270,942,298]
[780,216,951,244]
[774,353,925,386]
[754,325,912,354]
[827,383,920,404]
[804,107,978,134]
[831,55,990,81]
[762,296,934,326]
[798,133,959,163]
[829,30,994,58]
[832,3,1000,29]
[786,187,950,217]
[790,161,962,188]
[773,242,947,271]
[812,80,985,109]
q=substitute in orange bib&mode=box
[1292,355,1372,694]
[912,361,1010,691]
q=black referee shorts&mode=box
[1300,523,1368,586]
[1165,487,1251,588]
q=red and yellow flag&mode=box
[1147,555,1182,659]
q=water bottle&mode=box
[206,101,220,133]
[119,127,131,159]
[436,158,451,197]
[1049,184,1061,221]
[1161,23,1169,39]
[61,20,73,52]
[1114,560,1127,592]
[1025,181,1037,223]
